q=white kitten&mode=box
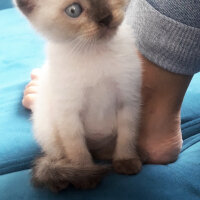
[15,0,142,191]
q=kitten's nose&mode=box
[98,14,113,27]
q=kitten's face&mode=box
[15,0,128,42]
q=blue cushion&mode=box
[1,139,200,200]
[0,8,44,175]
[0,0,13,10]
[0,7,200,200]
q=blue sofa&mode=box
[0,1,200,200]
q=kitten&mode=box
[15,0,142,191]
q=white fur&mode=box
[33,22,142,163]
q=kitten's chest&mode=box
[49,61,120,135]
[82,78,118,136]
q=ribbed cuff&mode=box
[126,0,200,75]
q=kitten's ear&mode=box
[125,0,131,7]
[13,0,35,15]
[12,0,17,7]
[124,0,131,11]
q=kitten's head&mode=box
[14,0,129,42]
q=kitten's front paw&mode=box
[113,158,142,175]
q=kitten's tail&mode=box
[31,154,111,192]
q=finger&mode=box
[22,94,36,111]
[31,68,42,80]
[24,86,38,96]
[25,80,39,89]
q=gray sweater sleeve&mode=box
[126,0,200,75]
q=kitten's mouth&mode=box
[98,26,118,40]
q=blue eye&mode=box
[65,3,83,18]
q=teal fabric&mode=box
[0,7,200,200]
[0,0,13,10]
[1,145,200,200]
[1,139,200,200]
[0,8,43,175]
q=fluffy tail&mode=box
[31,155,111,192]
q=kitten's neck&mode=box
[47,38,113,58]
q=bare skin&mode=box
[138,52,192,164]
[22,68,41,110]
[22,53,192,164]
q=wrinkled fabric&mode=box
[126,0,200,75]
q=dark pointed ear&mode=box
[125,0,131,11]
[125,0,131,7]
[14,0,35,15]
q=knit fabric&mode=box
[126,0,200,75]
